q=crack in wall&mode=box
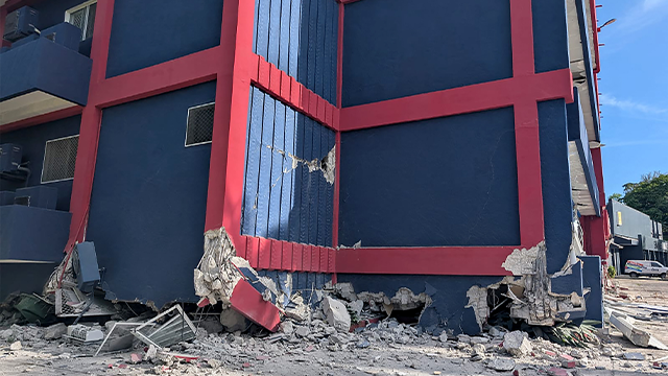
[267,144,336,185]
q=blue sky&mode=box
[596,0,668,197]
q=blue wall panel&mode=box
[0,116,81,211]
[538,100,573,274]
[342,0,512,107]
[106,0,224,78]
[253,0,338,105]
[242,87,334,247]
[338,107,520,247]
[532,0,570,74]
[86,82,215,307]
[339,274,503,335]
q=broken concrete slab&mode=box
[44,323,67,340]
[485,357,515,371]
[503,331,532,357]
[322,296,351,332]
[609,311,668,350]
[219,309,248,332]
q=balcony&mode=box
[0,22,91,127]
[567,88,600,216]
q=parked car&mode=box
[624,260,668,279]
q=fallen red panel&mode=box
[230,279,280,332]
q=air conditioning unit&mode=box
[3,6,39,42]
[14,186,58,210]
[0,144,22,173]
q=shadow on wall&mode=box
[241,86,335,248]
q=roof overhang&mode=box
[567,0,600,143]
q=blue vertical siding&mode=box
[242,86,334,247]
[253,0,339,105]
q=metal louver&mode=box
[41,135,79,183]
[185,103,215,146]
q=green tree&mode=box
[620,172,668,238]
[609,193,623,202]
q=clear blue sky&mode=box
[596,0,668,198]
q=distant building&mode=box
[608,199,667,270]
[1,0,607,333]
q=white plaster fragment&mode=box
[193,227,243,308]
[501,241,544,275]
[465,286,489,332]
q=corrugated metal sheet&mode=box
[242,86,335,248]
[253,0,338,105]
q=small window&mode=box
[185,103,215,147]
[41,135,79,183]
[652,262,663,268]
[65,0,97,40]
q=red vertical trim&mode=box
[336,3,344,108]
[68,0,115,241]
[0,5,7,46]
[514,102,545,245]
[292,243,303,271]
[510,0,535,77]
[511,0,544,246]
[332,132,341,247]
[205,0,256,257]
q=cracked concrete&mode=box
[267,144,336,185]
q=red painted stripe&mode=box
[258,237,271,269]
[269,63,281,95]
[336,247,516,275]
[319,247,328,273]
[252,55,338,131]
[303,245,312,272]
[292,243,303,271]
[282,241,293,271]
[246,237,260,268]
[311,245,320,272]
[270,239,282,270]
[0,106,83,134]
[91,47,221,108]
[281,71,291,99]
[329,248,336,274]
[339,70,572,132]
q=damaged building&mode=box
[0,0,608,334]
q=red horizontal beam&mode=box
[339,68,573,131]
[0,105,83,134]
[90,47,222,108]
[238,234,335,273]
[251,54,338,131]
[336,246,517,275]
